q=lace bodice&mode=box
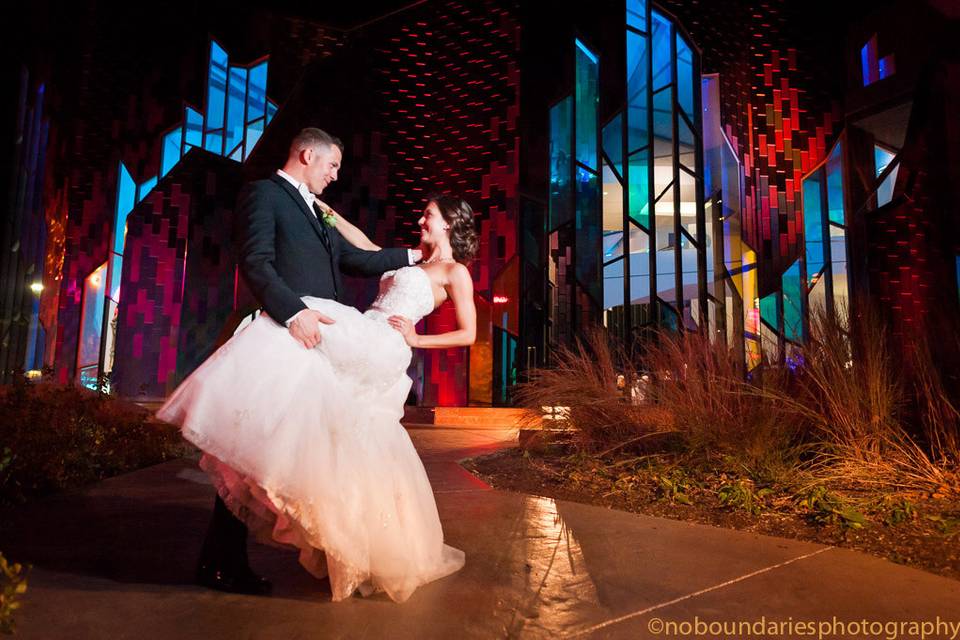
[366,266,436,324]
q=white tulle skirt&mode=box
[156,297,465,602]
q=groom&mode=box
[195,127,420,594]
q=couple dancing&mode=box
[157,127,475,603]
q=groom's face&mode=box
[304,144,342,195]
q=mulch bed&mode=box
[461,446,960,581]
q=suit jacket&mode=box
[238,174,409,324]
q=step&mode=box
[401,406,539,428]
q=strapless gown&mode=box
[156,266,465,602]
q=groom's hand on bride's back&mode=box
[288,309,335,349]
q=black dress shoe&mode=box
[196,563,272,596]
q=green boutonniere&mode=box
[316,202,337,228]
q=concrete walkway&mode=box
[2,424,959,639]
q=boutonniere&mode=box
[315,201,337,228]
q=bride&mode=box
[157,194,477,603]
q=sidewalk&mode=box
[2,423,958,639]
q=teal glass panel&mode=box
[225,66,248,158]
[760,291,778,331]
[652,86,672,153]
[575,166,602,303]
[782,259,802,342]
[826,142,845,224]
[676,33,694,120]
[628,148,650,228]
[659,301,679,331]
[575,39,599,171]
[246,61,268,122]
[803,172,824,285]
[602,112,623,179]
[626,30,649,153]
[184,107,203,148]
[109,253,123,302]
[650,10,672,91]
[161,127,182,177]
[549,96,573,230]
[137,176,157,203]
[245,117,265,159]
[114,163,136,255]
[627,0,646,31]
[206,41,228,131]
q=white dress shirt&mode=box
[273,170,416,326]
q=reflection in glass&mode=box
[549,97,573,230]
[575,39,599,171]
[626,31,649,153]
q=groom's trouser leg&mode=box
[199,495,250,570]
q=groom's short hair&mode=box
[290,127,344,156]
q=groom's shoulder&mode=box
[239,177,282,199]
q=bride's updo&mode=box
[428,194,479,265]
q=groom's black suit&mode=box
[199,172,409,590]
[240,174,409,320]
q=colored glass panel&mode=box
[604,258,624,309]
[266,100,278,122]
[628,148,650,228]
[826,142,845,225]
[803,173,824,285]
[602,112,624,179]
[206,41,228,131]
[114,163,135,255]
[629,223,651,305]
[676,33,694,120]
[783,259,802,342]
[650,10,672,91]
[246,61,268,122]
[626,0,646,32]
[161,127,182,177]
[184,107,203,148]
[137,176,157,203]
[549,97,573,230]
[626,30,649,153]
[245,117,265,159]
[575,166,601,303]
[78,262,107,371]
[575,39,599,171]
[225,66,248,158]
[874,145,895,177]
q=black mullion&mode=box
[670,21,683,325]
[820,166,834,319]
[646,0,656,330]
[693,44,708,331]
[622,31,631,346]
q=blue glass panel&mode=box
[878,55,893,80]
[860,43,871,87]
[575,166,602,303]
[782,259,802,342]
[626,30,649,153]
[78,263,107,369]
[245,117,265,159]
[137,176,157,203]
[204,130,223,155]
[549,97,573,230]
[184,107,203,148]
[650,10,672,91]
[602,112,623,179]
[803,173,824,285]
[676,33,694,120]
[628,148,650,228]
[575,39,599,171]
[652,86,672,149]
[225,66,248,159]
[956,256,960,306]
[759,291,778,332]
[246,61,268,122]
[114,163,136,255]
[161,127,182,177]
[109,253,123,302]
[826,142,845,225]
[874,145,895,178]
[627,0,646,31]
[659,302,679,331]
[206,41,228,131]
[266,100,278,123]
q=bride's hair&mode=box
[428,194,479,265]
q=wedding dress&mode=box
[156,266,465,602]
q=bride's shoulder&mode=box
[444,262,473,287]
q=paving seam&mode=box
[563,545,835,638]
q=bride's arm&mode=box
[388,264,476,348]
[317,200,381,251]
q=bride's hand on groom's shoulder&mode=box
[289,309,335,349]
[388,315,419,348]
